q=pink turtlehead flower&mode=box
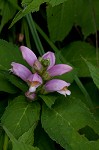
[27,73,43,93]
[11,46,72,99]
[44,79,71,96]
[11,62,32,81]
[11,63,43,100]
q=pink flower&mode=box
[11,46,72,99]
[11,62,32,81]
[11,63,43,100]
[44,79,71,96]
[27,73,43,93]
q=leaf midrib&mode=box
[13,104,29,135]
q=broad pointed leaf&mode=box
[1,95,40,139]
[47,0,74,42]
[10,0,68,28]
[18,125,35,145]
[85,60,99,89]
[39,94,57,108]
[0,0,18,31]
[41,95,99,150]
[3,126,40,150]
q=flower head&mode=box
[10,46,72,100]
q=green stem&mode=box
[35,22,59,53]
[22,19,31,49]
[26,14,45,56]
[3,133,9,150]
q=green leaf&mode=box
[0,69,28,93]
[39,94,57,108]
[69,82,93,108]
[47,0,74,42]
[75,0,99,38]
[41,95,99,150]
[10,0,46,28]
[12,142,39,150]
[0,39,28,70]
[0,72,17,93]
[18,125,35,145]
[0,0,18,31]
[3,126,40,150]
[8,74,28,92]
[85,60,99,89]
[0,70,28,92]
[10,0,68,28]
[61,41,97,77]
[1,95,40,139]
[47,0,99,40]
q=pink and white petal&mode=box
[48,64,72,77]
[20,46,37,67]
[29,86,36,93]
[42,51,55,70]
[57,89,71,96]
[11,62,32,81]
[25,91,36,100]
[66,90,71,95]
[44,79,70,92]
[27,73,43,85]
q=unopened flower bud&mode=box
[41,59,50,67]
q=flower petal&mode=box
[11,62,32,81]
[25,91,36,100]
[48,64,72,77]
[20,46,37,66]
[29,86,36,93]
[44,79,70,92]
[42,51,55,70]
[27,73,43,86]
[57,89,71,96]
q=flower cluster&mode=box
[10,46,72,100]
